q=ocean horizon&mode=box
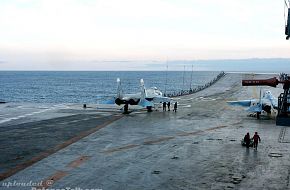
[1,58,290,72]
[0,71,221,104]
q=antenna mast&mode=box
[164,60,168,95]
[190,64,193,90]
[182,65,186,91]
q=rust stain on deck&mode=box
[177,130,203,137]
[143,136,175,145]
[102,144,139,154]
[35,155,90,189]
[67,156,91,169]
[36,171,68,189]
[177,125,230,137]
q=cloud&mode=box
[0,0,288,70]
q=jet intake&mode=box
[115,98,123,105]
[262,105,272,114]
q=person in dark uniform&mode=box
[173,102,177,112]
[244,132,251,148]
[163,102,166,111]
[167,102,170,111]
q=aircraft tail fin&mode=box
[117,78,123,98]
[140,79,147,100]
[263,90,278,109]
[259,88,262,105]
[246,89,262,113]
[138,79,153,107]
[249,88,263,113]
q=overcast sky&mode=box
[0,0,290,70]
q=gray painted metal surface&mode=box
[1,73,289,190]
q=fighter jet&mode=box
[227,89,278,119]
[105,78,171,112]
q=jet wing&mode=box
[227,100,253,107]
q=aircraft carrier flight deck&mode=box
[1,73,289,190]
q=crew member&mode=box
[244,132,251,148]
[173,102,177,112]
[252,132,261,150]
[163,102,166,111]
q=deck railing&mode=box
[164,71,226,97]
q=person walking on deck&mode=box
[244,133,251,148]
[167,102,170,111]
[173,102,177,112]
[244,132,251,148]
[252,132,261,150]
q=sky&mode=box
[0,0,290,70]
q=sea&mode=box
[0,71,220,104]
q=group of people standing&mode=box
[163,102,177,112]
[244,132,261,150]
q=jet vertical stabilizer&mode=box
[114,78,126,105]
[138,79,153,109]
[247,89,262,116]
[116,78,123,99]
[140,79,147,100]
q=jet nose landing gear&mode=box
[146,106,153,112]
